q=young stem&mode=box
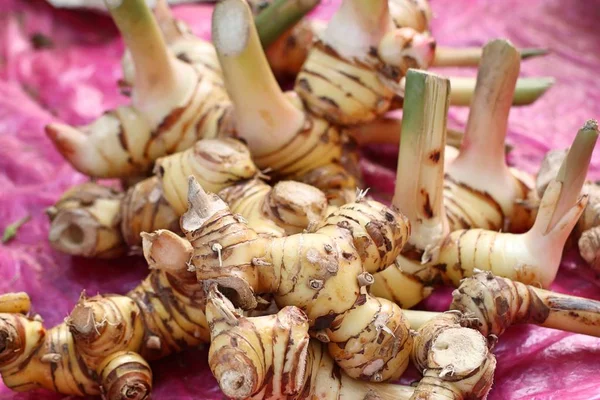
[104,0,180,104]
[433,46,548,67]
[546,120,599,230]
[453,39,520,176]
[448,76,554,106]
[212,0,305,156]
[255,0,320,48]
[322,0,392,60]
[393,69,450,250]
[152,0,184,43]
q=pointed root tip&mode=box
[45,123,81,158]
[186,176,211,216]
[520,48,549,59]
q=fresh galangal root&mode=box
[46,0,236,179]
[0,255,201,398]
[206,285,422,400]
[48,137,330,259]
[410,312,496,400]
[374,117,596,309]
[435,120,597,288]
[370,49,540,310]
[212,0,362,205]
[451,271,600,338]
[47,138,257,258]
[181,176,412,381]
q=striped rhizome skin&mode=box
[182,176,413,382]
[47,137,330,259]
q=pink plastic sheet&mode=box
[1,0,600,398]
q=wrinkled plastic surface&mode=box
[1,0,600,399]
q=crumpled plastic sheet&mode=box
[1,0,600,399]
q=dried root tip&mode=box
[206,286,310,399]
[0,316,26,366]
[48,183,126,258]
[141,230,193,275]
[429,327,488,378]
[98,351,152,400]
[378,28,436,72]
[0,292,31,314]
[411,312,464,372]
[180,176,228,234]
[357,272,374,287]
[411,354,496,400]
[265,181,328,235]
[68,302,103,342]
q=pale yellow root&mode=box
[206,285,417,400]
[47,0,231,179]
[220,179,328,237]
[47,183,126,258]
[436,120,598,288]
[47,177,179,258]
[0,293,31,315]
[120,176,181,250]
[410,312,496,400]
[0,228,210,398]
[213,0,360,205]
[155,138,258,215]
[451,271,600,338]
[446,39,533,233]
[183,177,412,381]
[295,0,435,126]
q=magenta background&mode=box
[1,0,600,399]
